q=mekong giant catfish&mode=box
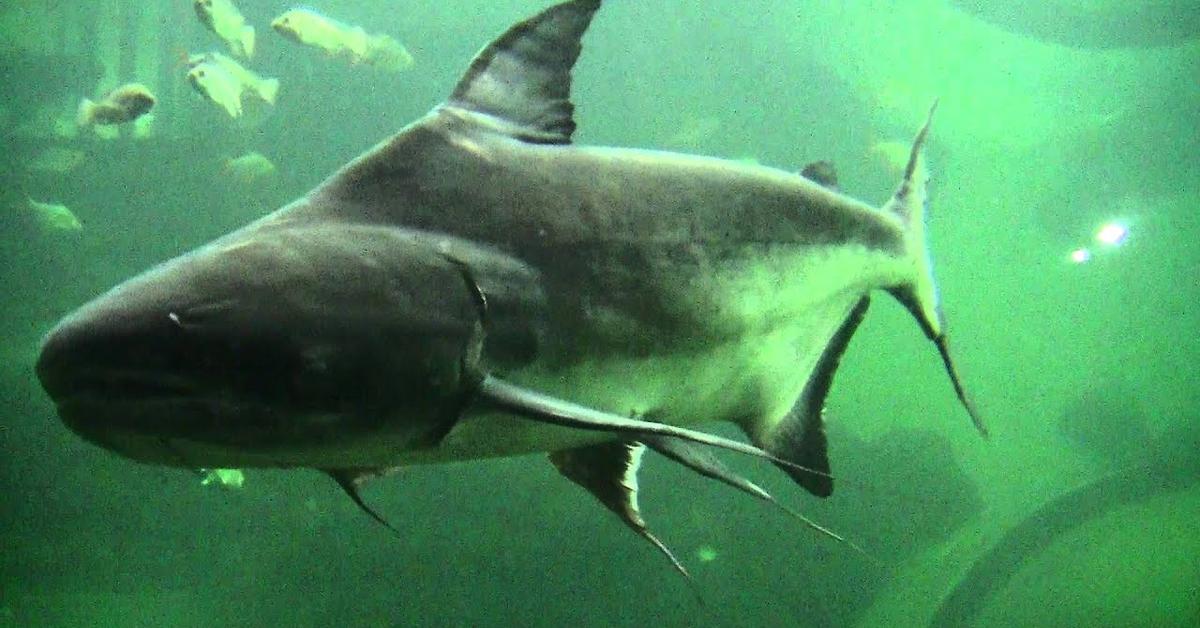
[36,0,984,573]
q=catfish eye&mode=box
[196,70,206,78]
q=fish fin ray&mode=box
[241,25,255,58]
[258,78,279,105]
[75,98,94,127]
[882,102,986,437]
[640,436,862,555]
[640,435,772,501]
[477,375,828,482]
[550,441,692,581]
[323,468,402,536]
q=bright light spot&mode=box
[1070,248,1091,264]
[200,468,245,489]
[1096,221,1129,247]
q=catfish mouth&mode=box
[35,318,207,410]
[55,369,201,403]
[51,394,275,468]
[45,364,226,449]
[47,368,295,467]
[35,301,250,447]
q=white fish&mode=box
[870,139,913,174]
[187,62,244,118]
[194,0,255,58]
[271,8,414,71]
[24,196,82,232]
[186,52,279,118]
[28,147,87,174]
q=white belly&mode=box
[394,244,905,464]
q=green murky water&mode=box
[2,1,1197,626]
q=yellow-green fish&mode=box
[28,147,87,174]
[187,61,243,118]
[222,151,277,185]
[186,52,279,118]
[271,8,414,72]
[199,468,245,489]
[76,83,156,128]
[869,139,913,174]
[194,0,255,58]
[24,196,82,232]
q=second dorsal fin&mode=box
[445,0,601,144]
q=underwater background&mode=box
[1,0,1197,626]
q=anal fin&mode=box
[754,296,871,498]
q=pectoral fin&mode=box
[640,435,772,501]
[641,436,853,548]
[323,467,402,535]
[478,375,828,483]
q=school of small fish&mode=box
[24,2,413,242]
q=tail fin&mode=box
[75,98,94,128]
[241,25,256,58]
[885,101,987,437]
[258,78,280,105]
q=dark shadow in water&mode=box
[930,420,1200,628]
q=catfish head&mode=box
[35,220,512,469]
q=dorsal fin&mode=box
[445,0,601,144]
[799,160,839,191]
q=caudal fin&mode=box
[258,78,280,105]
[884,102,987,436]
[241,25,256,58]
[75,98,95,128]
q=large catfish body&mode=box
[36,0,982,573]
